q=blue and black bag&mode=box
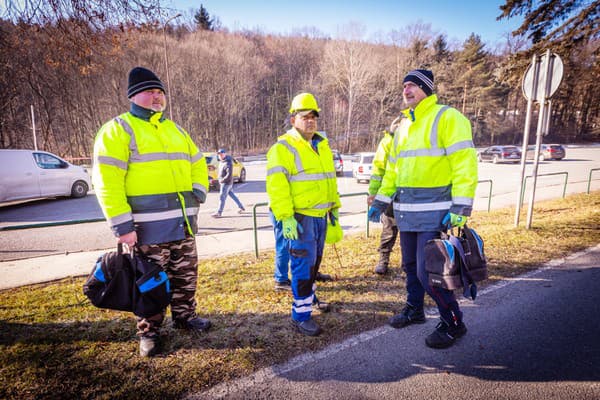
[83,244,171,317]
[425,224,488,299]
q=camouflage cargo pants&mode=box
[135,235,198,337]
[377,212,398,265]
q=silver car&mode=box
[0,149,91,203]
[332,150,344,177]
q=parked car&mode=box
[526,144,566,161]
[478,146,521,164]
[204,152,246,191]
[352,152,375,183]
[0,149,91,203]
[332,150,344,177]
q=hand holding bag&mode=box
[83,244,172,317]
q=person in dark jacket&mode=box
[211,149,245,217]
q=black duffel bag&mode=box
[83,244,172,317]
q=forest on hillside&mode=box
[1,1,599,158]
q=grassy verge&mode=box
[1,192,599,399]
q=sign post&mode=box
[515,50,563,228]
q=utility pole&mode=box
[163,13,182,120]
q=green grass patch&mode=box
[1,192,599,399]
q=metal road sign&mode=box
[522,52,564,102]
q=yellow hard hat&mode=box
[289,92,321,115]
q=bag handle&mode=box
[448,234,478,300]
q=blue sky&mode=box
[166,0,524,47]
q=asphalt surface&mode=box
[190,246,600,400]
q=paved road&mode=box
[1,146,599,261]
[190,246,600,400]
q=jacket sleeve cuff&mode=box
[193,188,207,204]
[450,204,472,216]
[112,220,135,237]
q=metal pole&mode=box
[515,54,539,227]
[162,13,181,120]
[526,50,554,229]
[31,105,38,151]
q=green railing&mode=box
[588,168,600,194]
[520,171,568,206]
[251,192,369,258]
[478,179,493,212]
[252,201,269,258]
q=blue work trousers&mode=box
[399,231,462,324]
[269,210,290,283]
[217,183,243,214]
[289,214,327,322]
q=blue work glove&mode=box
[282,216,303,240]
[368,200,387,223]
[329,209,339,226]
[442,212,467,228]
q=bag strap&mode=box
[448,234,478,300]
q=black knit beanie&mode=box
[403,69,434,96]
[127,67,165,98]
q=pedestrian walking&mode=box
[92,66,212,357]
[211,148,245,217]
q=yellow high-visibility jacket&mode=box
[375,95,478,231]
[92,109,208,244]
[266,128,341,221]
[368,130,394,196]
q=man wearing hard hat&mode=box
[266,93,341,336]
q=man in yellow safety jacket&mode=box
[92,66,210,357]
[266,92,341,336]
[368,129,398,275]
[368,69,478,349]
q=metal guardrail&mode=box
[520,171,568,206]
[588,168,600,194]
[251,192,369,258]
[478,179,493,212]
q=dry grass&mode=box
[1,192,599,399]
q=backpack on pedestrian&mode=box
[424,224,488,300]
[83,244,172,317]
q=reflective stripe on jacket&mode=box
[376,95,478,231]
[92,111,209,244]
[266,128,341,220]
[368,131,394,195]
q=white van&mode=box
[0,149,91,203]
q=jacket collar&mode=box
[402,94,438,122]
[129,103,165,123]
[287,128,326,143]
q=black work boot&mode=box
[274,279,292,291]
[375,254,390,275]
[315,272,333,282]
[174,316,212,332]
[388,303,426,328]
[425,318,467,349]
[374,262,389,275]
[139,335,160,357]
[291,318,322,336]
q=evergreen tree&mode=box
[452,34,504,144]
[194,5,214,31]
